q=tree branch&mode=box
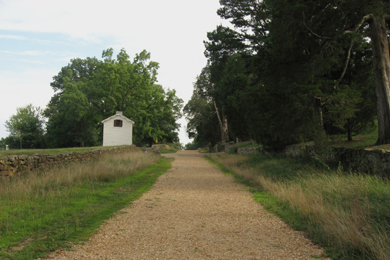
[344,14,373,34]
[334,14,373,88]
[213,100,226,143]
[302,12,333,40]
[335,39,354,88]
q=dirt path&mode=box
[47,150,328,259]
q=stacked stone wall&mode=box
[338,148,390,177]
[0,145,136,177]
[237,147,261,154]
[284,143,390,177]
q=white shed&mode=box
[102,111,134,146]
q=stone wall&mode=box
[213,142,261,154]
[237,147,261,154]
[338,148,390,177]
[284,143,390,177]
[0,145,136,177]
[212,143,226,153]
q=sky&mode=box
[0,0,227,146]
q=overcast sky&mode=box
[0,0,227,145]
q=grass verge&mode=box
[152,143,181,154]
[0,146,126,158]
[207,153,390,260]
[0,151,172,260]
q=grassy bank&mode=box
[0,146,120,158]
[208,153,390,260]
[0,151,171,260]
[152,143,181,154]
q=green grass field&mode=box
[208,153,390,260]
[0,151,172,260]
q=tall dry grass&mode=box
[0,151,159,209]
[210,153,390,260]
[0,150,163,259]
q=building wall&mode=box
[103,116,133,146]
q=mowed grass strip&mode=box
[0,146,110,158]
[0,151,172,260]
[207,153,390,260]
[0,145,141,158]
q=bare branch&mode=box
[334,14,374,88]
[302,12,333,40]
[344,14,373,34]
[335,39,354,89]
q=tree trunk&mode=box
[347,120,353,142]
[213,100,228,143]
[223,116,229,143]
[370,16,390,145]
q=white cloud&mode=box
[0,0,224,43]
[0,34,27,40]
[0,50,58,56]
[0,68,56,138]
[0,0,226,144]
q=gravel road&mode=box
[46,150,328,259]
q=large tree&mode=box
[183,71,221,146]
[278,0,390,144]
[196,0,382,151]
[5,104,45,149]
[45,48,182,147]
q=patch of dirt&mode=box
[8,237,34,252]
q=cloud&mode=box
[0,0,224,43]
[0,50,58,56]
[0,0,226,144]
[0,68,57,138]
[0,34,27,40]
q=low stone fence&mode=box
[284,143,390,177]
[213,142,261,154]
[237,147,261,154]
[338,148,390,177]
[0,145,136,177]
[284,143,336,163]
[213,143,226,153]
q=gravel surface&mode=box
[46,150,329,259]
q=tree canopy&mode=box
[4,104,45,149]
[45,48,183,148]
[185,0,383,151]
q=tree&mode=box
[187,67,228,144]
[196,0,382,151]
[5,104,45,149]
[285,0,390,144]
[183,73,220,147]
[45,48,182,148]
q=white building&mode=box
[102,111,134,146]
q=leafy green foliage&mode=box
[4,104,45,149]
[185,0,381,151]
[45,49,183,147]
[183,69,220,147]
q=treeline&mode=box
[184,0,390,151]
[2,49,183,149]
